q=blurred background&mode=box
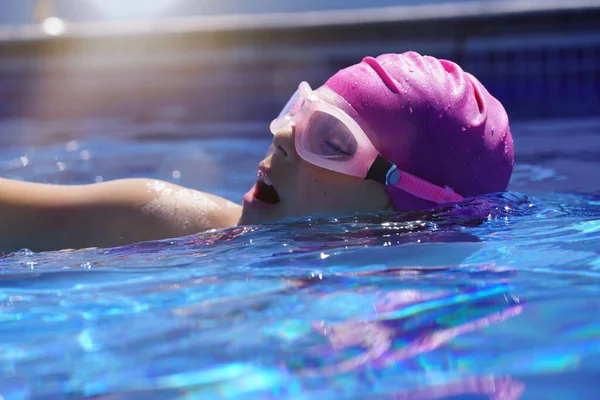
[1,0,599,121]
[0,0,599,193]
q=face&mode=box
[238,125,392,226]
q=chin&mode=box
[237,204,281,226]
[237,207,256,226]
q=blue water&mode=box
[1,117,600,399]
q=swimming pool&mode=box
[0,116,599,399]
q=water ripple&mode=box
[0,191,599,398]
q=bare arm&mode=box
[0,178,241,252]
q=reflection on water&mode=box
[393,375,525,400]
[0,189,599,398]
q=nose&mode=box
[272,125,298,162]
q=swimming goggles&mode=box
[269,81,464,204]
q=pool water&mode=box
[0,117,599,399]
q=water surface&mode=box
[0,117,599,399]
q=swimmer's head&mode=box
[238,51,514,225]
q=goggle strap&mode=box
[365,154,393,185]
[366,155,464,204]
[395,171,464,204]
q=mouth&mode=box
[254,170,281,205]
[243,168,282,209]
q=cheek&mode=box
[285,161,390,216]
[294,169,362,211]
[292,177,334,208]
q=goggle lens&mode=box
[298,111,358,161]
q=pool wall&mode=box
[0,1,598,130]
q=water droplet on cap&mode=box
[461,127,466,132]
[409,66,415,72]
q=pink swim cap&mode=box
[324,51,514,210]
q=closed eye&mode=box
[324,140,352,158]
[305,111,358,158]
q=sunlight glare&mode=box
[90,0,176,20]
[42,17,66,36]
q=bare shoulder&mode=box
[82,178,243,240]
[128,179,242,235]
[0,178,241,251]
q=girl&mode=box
[0,51,513,252]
